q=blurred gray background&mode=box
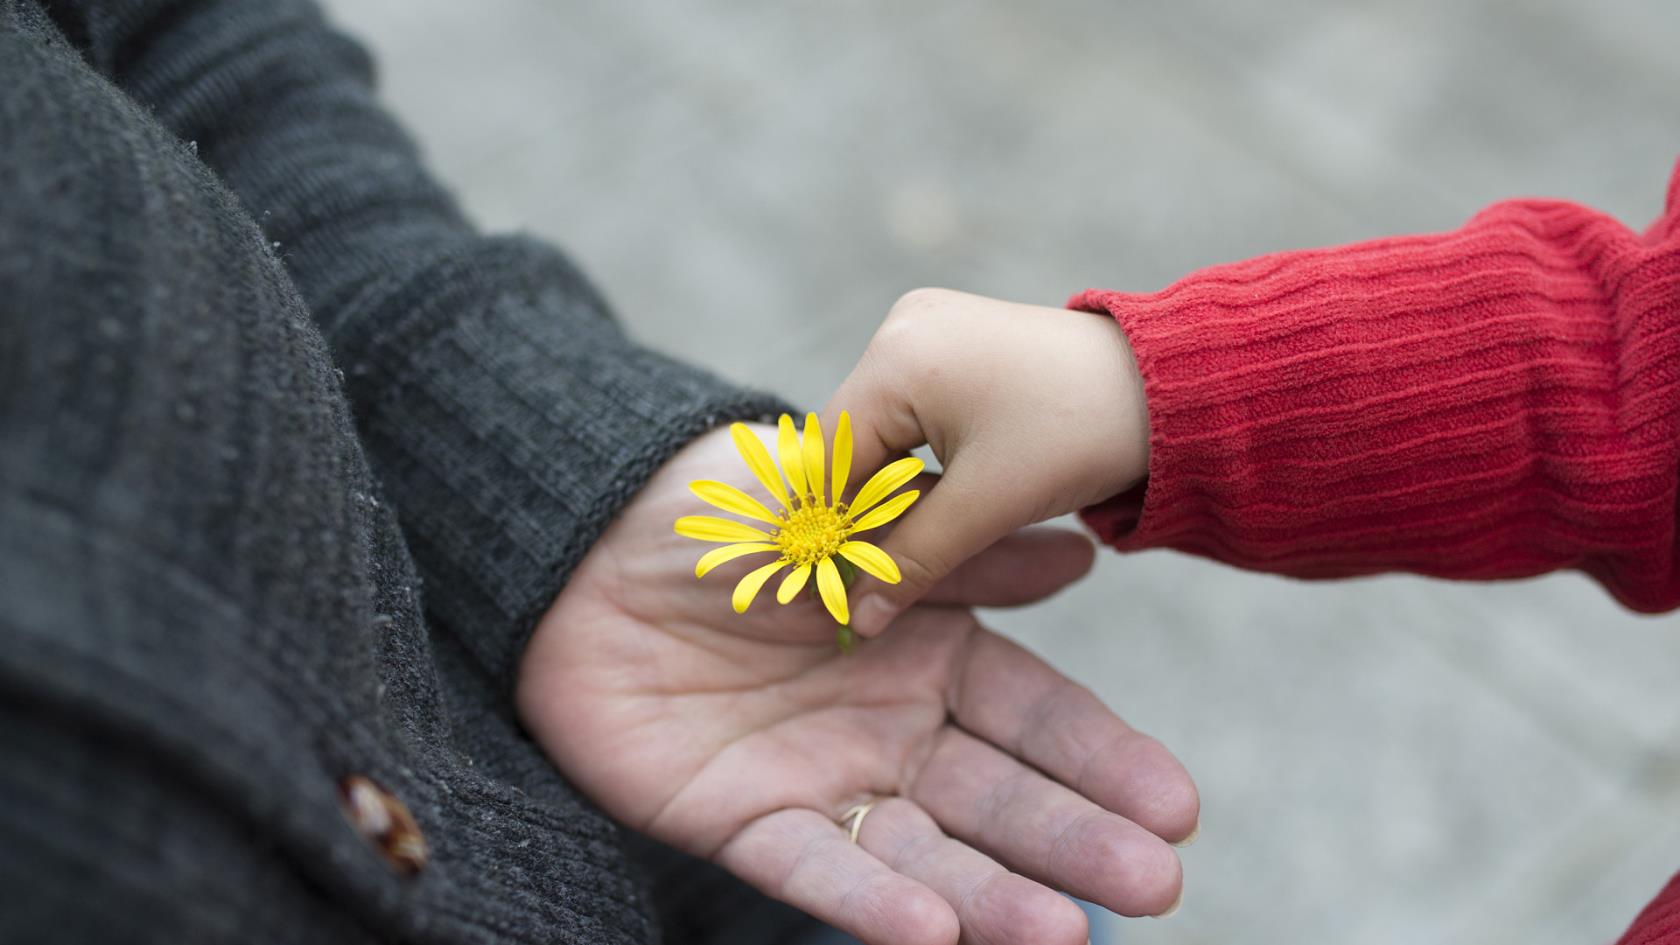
[323,1,1680,942]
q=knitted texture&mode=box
[1075,161,1680,943]
[0,1,803,943]
[1075,161,1680,612]
[1619,872,1680,945]
[52,0,790,690]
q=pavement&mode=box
[323,1,1680,941]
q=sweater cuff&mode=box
[343,236,788,690]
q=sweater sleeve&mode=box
[44,0,787,686]
[1616,871,1680,945]
[1072,159,1680,613]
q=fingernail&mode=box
[1153,889,1183,919]
[852,595,897,637]
[1173,820,1200,848]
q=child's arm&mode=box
[830,160,1680,636]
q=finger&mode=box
[853,797,1088,945]
[845,475,1095,608]
[950,628,1199,842]
[824,374,1056,635]
[848,459,1038,636]
[716,808,958,945]
[910,728,1182,917]
[923,526,1096,608]
[820,356,925,498]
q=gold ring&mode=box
[839,800,878,844]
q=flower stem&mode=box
[836,624,855,654]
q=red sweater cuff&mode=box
[1072,163,1680,612]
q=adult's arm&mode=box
[44,0,786,686]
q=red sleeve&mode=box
[1072,158,1680,613]
[1617,871,1680,945]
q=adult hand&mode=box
[519,426,1195,945]
[822,289,1150,636]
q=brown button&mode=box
[338,775,428,875]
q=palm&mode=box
[519,428,1197,945]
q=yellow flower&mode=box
[674,411,922,626]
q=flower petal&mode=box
[690,480,781,525]
[731,423,791,510]
[837,541,901,584]
[848,490,919,533]
[777,414,809,503]
[733,560,788,613]
[816,557,850,625]
[775,563,812,604]
[847,457,925,519]
[831,411,853,507]
[801,412,825,506]
[675,516,775,543]
[695,542,779,578]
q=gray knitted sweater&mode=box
[0,1,807,941]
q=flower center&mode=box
[774,500,850,567]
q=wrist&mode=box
[1097,313,1151,500]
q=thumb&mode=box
[848,459,1035,637]
[823,338,1024,633]
[820,374,923,496]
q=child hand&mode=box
[824,289,1150,636]
[521,426,1197,944]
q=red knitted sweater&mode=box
[1073,158,1680,944]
